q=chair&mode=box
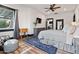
[4,39,18,53]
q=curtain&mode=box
[14,10,20,39]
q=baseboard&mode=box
[27,34,34,36]
[18,34,34,39]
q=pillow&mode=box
[69,26,76,34]
[62,25,76,34]
[62,25,70,33]
[73,27,79,36]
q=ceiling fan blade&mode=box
[51,9,54,12]
[53,7,61,9]
[44,8,49,9]
[54,12,58,14]
[52,4,56,7]
[45,9,50,12]
[50,4,54,8]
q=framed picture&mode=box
[46,18,54,29]
[36,17,42,23]
[56,19,64,30]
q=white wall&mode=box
[46,11,74,29]
[4,4,46,34]
[4,5,30,28]
[29,8,46,28]
[75,5,79,22]
[3,4,76,34]
[26,7,46,34]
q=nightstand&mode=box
[34,28,45,36]
[19,28,28,39]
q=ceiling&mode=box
[27,4,78,15]
[4,4,79,15]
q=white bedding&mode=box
[38,30,73,45]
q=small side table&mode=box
[19,28,28,39]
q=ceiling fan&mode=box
[45,4,61,12]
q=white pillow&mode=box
[73,27,79,36]
[62,25,76,35]
[68,26,76,34]
[62,25,70,33]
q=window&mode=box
[0,5,15,29]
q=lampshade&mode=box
[71,22,78,26]
[72,22,79,28]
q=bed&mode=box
[25,27,79,54]
[38,30,67,43]
[38,29,74,44]
[38,27,76,53]
[38,24,77,45]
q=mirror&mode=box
[46,18,54,29]
[56,19,64,30]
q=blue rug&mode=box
[25,37,57,54]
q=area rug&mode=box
[24,37,57,54]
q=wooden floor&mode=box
[0,39,47,54]
[0,38,70,54]
[13,40,48,54]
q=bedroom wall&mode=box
[75,5,79,22]
[28,8,46,34]
[2,4,76,35]
[29,8,46,28]
[46,11,74,29]
[4,4,30,28]
[3,4,46,34]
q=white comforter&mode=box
[38,30,73,45]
